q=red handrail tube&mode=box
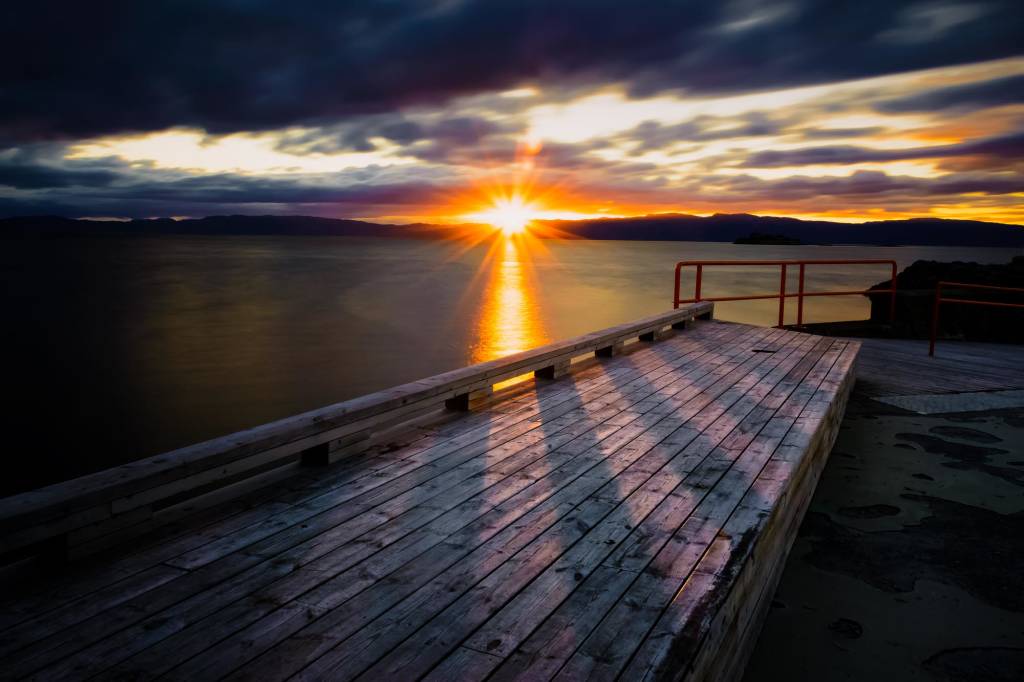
[929,281,1024,356]
[673,259,898,328]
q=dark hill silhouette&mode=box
[539,213,1023,246]
[2,213,1021,247]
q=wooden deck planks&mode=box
[278,329,806,679]
[222,326,794,681]
[0,306,716,555]
[0,321,861,682]
[852,337,1024,397]
[616,342,856,682]
[1,322,749,678]
[479,338,842,682]
[456,339,832,659]
[0,325,740,646]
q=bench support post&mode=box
[445,393,470,411]
[595,341,624,358]
[640,326,673,341]
[301,443,330,466]
[534,359,571,380]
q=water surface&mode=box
[0,234,1015,493]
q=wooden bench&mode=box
[0,302,713,565]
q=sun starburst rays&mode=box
[466,193,538,235]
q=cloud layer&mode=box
[1,1,1023,223]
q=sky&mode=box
[1,1,1023,225]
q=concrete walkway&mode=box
[745,338,1024,682]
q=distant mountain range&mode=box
[543,213,1023,247]
[2,213,1022,247]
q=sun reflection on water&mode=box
[471,236,548,363]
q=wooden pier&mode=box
[0,305,859,681]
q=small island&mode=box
[733,232,801,245]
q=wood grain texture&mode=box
[0,304,713,560]
[0,319,864,682]
[851,336,1024,397]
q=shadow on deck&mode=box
[0,318,858,681]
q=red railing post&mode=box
[929,281,941,357]
[777,264,787,328]
[797,263,806,326]
[889,261,898,323]
[671,259,902,328]
[673,262,682,309]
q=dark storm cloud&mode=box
[125,174,447,208]
[0,168,451,218]
[0,142,455,217]
[0,144,129,189]
[0,160,119,189]
[798,126,887,140]
[599,116,890,159]
[275,115,509,155]
[2,0,1022,141]
[615,113,788,155]
[711,169,1024,201]
[875,73,1024,112]
[741,131,1024,167]
[4,141,1018,220]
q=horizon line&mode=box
[4,211,1024,228]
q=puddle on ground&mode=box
[837,504,900,519]
[744,395,1024,682]
[801,495,1024,613]
[894,432,1023,487]
[923,646,1024,682]
[928,425,1003,443]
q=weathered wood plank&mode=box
[273,331,807,680]
[161,325,742,571]
[105,396,684,681]
[852,336,1024,397]
[0,304,714,547]
[549,341,848,681]
[5,324,755,679]
[144,325,778,679]
[0,322,865,682]
[421,646,503,682]
[0,565,187,661]
[681,348,857,682]
[193,327,782,675]
[453,337,829,665]
[480,338,837,681]
[616,343,857,682]
[0,491,298,635]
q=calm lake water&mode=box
[1,235,1017,494]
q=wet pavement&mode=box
[744,389,1024,682]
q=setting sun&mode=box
[471,195,538,235]
[466,193,540,233]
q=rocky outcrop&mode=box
[866,257,1024,342]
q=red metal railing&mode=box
[929,281,1024,356]
[673,259,898,327]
